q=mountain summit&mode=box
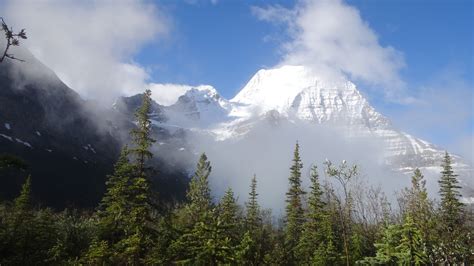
[151,65,470,179]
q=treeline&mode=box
[0,91,473,265]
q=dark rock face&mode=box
[0,55,188,209]
[0,58,120,208]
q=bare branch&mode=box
[0,17,27,63]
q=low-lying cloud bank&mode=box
[184,119,413,213]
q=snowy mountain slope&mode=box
[148,65,470,175]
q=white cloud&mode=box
[147,83,194,106]
[3,0,169,103]
[252,0,406,100]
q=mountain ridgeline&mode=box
[0,51,189,208]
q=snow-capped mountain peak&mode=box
[230,65,391,130]
[165,85,231,127]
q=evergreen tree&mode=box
[118,90,156,264]
[404,168,436,262]
[86,90,157,264]
[284,142,305,264]
[218,188,241,245]
[172,153,228,265]
[130,89,156,176]
[245,174,261,232]
[436,152,469,264]
[4,176,35,265]
[14,175,32,211]
[243,174,264,265]
[297,165,322,262]
[0,177,57,265]
[97,147,134,238]
[359,223,402,265]
[297,165,338,265]
[48,210,95,264]
[396,215,428,265]
[186,153,213,224]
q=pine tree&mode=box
[97,147,134,235]
[243,174,264,265]
[186,153,213,224]
[245,174,261,232]
[119,90,156,264]
[396,214,428,265]
[297,165,321,262]
[436,152,468,264]
[284,142,305,264]
[8,176,35,265]
[171,153,220,264]
[14,175,32,211]
[0,177,57,265]
[297,165,337,265]
[404,168,436,262]
[87,90,157,264]
[130,89,156,176]
[438,152,463,229]
[218,188,240,245]
[360,223,402,265]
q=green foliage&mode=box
[85,89,157,264]
[297,165,338,264]
[359,223,402,265]
[396,215,428,265]
[284,142,305,263]
[130,89,156,175]
[0,177,57,265]
[435,152,470,264]
[171,153,231,264]
[185,153,213,224]
[218,188,241,245]
[47,209,96,264]
[245,174,261,232]
[1,141,473,265]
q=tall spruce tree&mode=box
[97,147,134,236]
[243,174,263,265]
[172,153,223,264]
[87,90,157,264]
[130,89,155,175]
[245,174,261,232]
[186,153,213,224]
[396,214,428,265]
[284,142,305,264]
[297,165,336,265]
[218,188,241,246]
[437,152,469,264]
[14,176,32,211]
[404,168,435,262]
[359,223,401,265]
[121,90,156,264]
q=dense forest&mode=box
[0,91,473,265]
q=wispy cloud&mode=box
[3,0,169,103]
[252,0,407,102]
